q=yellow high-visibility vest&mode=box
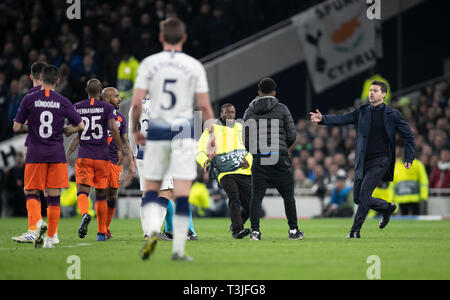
[392,158,429,204]
[196,121,252,183]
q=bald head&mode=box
[101,87,121,109]
[86,79,102,99]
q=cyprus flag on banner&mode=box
[292,0,377,93]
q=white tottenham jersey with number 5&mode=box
[134,50,209,124]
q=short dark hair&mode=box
[371,80,388,94]
[30,61,48,79]
[258,78,277,94]
[160,17,186,45]
[220,103,234,112]
[86,78,102,97]
[41,65,59,85]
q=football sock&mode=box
[77,192,90,216]
[26,195,42,231]
[140,191,162,236]
[106,199,116,231]
[188,205,196,236]
[164,199,174,233]
[173,197,190,256]
[95,196,108,234]
[46,196,61,238]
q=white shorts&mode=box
[142,138,197,182]
[136,159,174,192]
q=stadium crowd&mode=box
[0,0,449,217]
[0,0,321,141]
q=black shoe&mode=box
[187,230,198,241]
[232,228,251,239]
[159,232,173,241]
[250,231,261,240]
[288,229,304,240]
[78,213,91,239]
[346,231,361,239]
[379,203,397,229]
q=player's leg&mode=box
[170,138,197,260]
[75,158,94,222]
[160,188,174,239]
[106,187,118,239]
[43,188,62,248]
[95,188,108,241]
[93,160,111,241]
[42,163,70,248]
[139,141,169,259]
[136,159,148,238]
[106,162,122,239]
[172,179,194,260]
[12,164,44,243]
[18,163,47,245]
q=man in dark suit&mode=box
[243,78,304,241]
[310,80,415,238]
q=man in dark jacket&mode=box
[243,78,303,241]
[310,80,415,238]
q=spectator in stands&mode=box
[103,37,122,87]
[79,54,98,87]
[55,63,75,102]
[6,79,25,131]
[116,47,139,100]
[294,168,313,189]
[208,4,233,53]
[55,42,83,80]
[429,148,450,189]
[322,170,353,218]
[190,2,213,58]
[5,152,26,217]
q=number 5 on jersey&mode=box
[162,79,177,110]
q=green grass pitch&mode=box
[0,217,449,280]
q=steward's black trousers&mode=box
[220,174,251,233]
[351,155,391,232]
[250,153,299,232]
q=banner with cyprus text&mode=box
[292,0,377,93]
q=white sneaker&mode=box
[43,237,54,248]
[11,230,38,243]
[50,233,59,245]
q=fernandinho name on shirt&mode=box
[77,107,105,114]
[34,99,61,109]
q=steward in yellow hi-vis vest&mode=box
[392,153,429,216]
[196,104,252,238]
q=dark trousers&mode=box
[351,156,391,232]
[220,174,251,233]
[250,154,298,232]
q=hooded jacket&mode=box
[242,96,297,156]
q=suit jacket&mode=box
[321,104,414,182]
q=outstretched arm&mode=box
[310,109,357,126]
